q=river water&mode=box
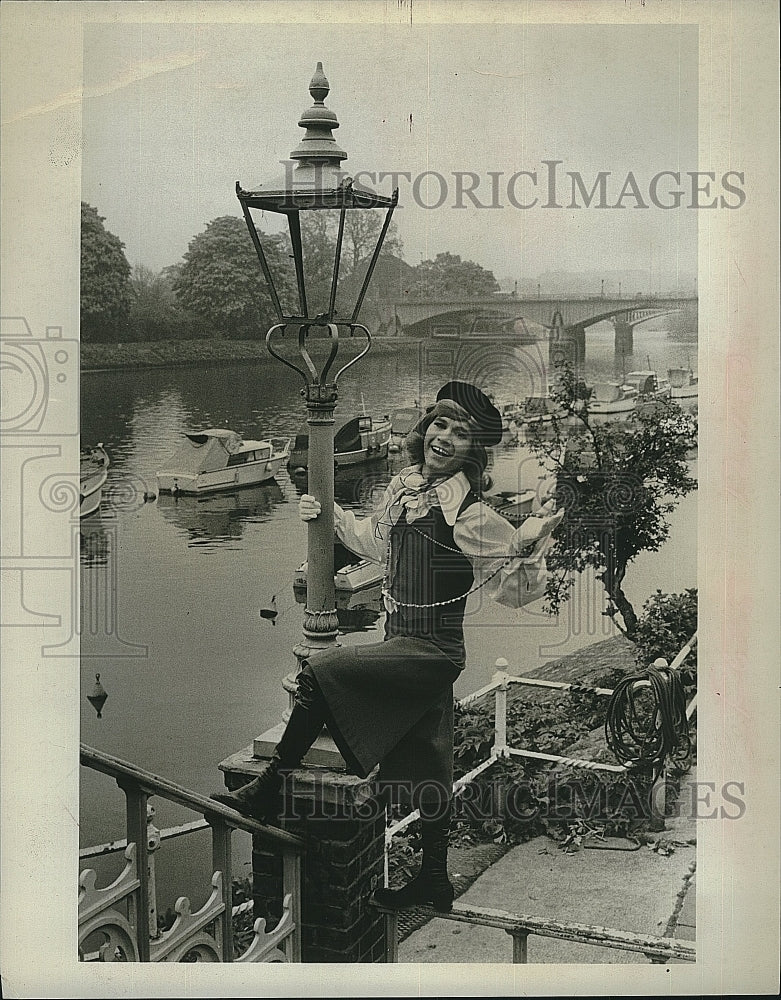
[79,325,697,913]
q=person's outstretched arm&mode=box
[453,501,565,609]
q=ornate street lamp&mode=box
[236,63,397,761]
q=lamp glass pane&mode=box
[297,208,342,320]
[243,207,299,319]
[302,207,394,321]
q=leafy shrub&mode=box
[633,588,697,680]
[451,688,632,846]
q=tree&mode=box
[633,588,698,674]
[80,202,133,342]
[127,264,191,341]
[525,363,698,637]
[298,211,404,307]
[341,212,403,273]
[172,216,295,338]
[410,252,500,299]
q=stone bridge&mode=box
[390,295,697,358]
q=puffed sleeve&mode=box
[453,502,564,609]
[332,477,399,564]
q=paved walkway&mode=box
[398,810,696,964]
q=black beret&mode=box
[436,381,503,447]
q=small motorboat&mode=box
[622,370,671,401]
[288,413,391,473]
[388,406,423,452]
[512,394,564,428]
[583,381,638,415]
[668,366,699,400]
[481,490,537,525]
[80,444,110,517]
[293,538,384,598]
[156,429,291,494]
[293,558,384,594]
[494,399,522,436]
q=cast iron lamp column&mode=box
[232,63,397,765]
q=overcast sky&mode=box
[82,20,698,289]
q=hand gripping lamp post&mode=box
[235,63,397,765]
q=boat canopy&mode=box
[390,407,423,434]
[523,395,556,414]
[667,367,691,388]
[624,372,657,394]
[166,429,243,474]
[591,382,623,403]
[335,416,375,453]
[294,415,378,455]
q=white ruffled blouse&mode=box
[333,465,562,611]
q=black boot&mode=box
[210,754,286,820]
[211,677,326,819]
[372,811,454,913]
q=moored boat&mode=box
[494,399,522,437]
[293,557,383,594]
[80,444,110,517]
[156,429,291,494]
[667,366,699,399]
[388,406,423,452]
[512,393,564,428]
[622,369,671,401]
[583,381,638,415]
[288,413,391,473]
[481,489,537,525]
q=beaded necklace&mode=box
[380,494,535,611]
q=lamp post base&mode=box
[252,721,347,770]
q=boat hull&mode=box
[670,384,698,399]
[157,455,288,494]
[586,399,637,414]
[289,419,391,472]
[294,559,384,593]
[80,480,106,518]
[80,447,110,518]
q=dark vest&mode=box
[384,492,479,666]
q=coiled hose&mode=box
[604,661,692,779]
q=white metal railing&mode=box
[79,744,303,963]
[375,899,696,963]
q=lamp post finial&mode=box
[291,61,347,165]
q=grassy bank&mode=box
[80,337,422,372]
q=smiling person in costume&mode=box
[213,381,563,912]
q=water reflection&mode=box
[288,458,395,509]
[156,480,286,545]
[79,514,111,567]
[79,328,698,911]
[293,580,384,632]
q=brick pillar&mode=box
[227,758,387,963]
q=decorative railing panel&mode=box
[79,744,303,963]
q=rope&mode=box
[604,663,692,779]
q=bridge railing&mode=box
[79,744,304,963]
